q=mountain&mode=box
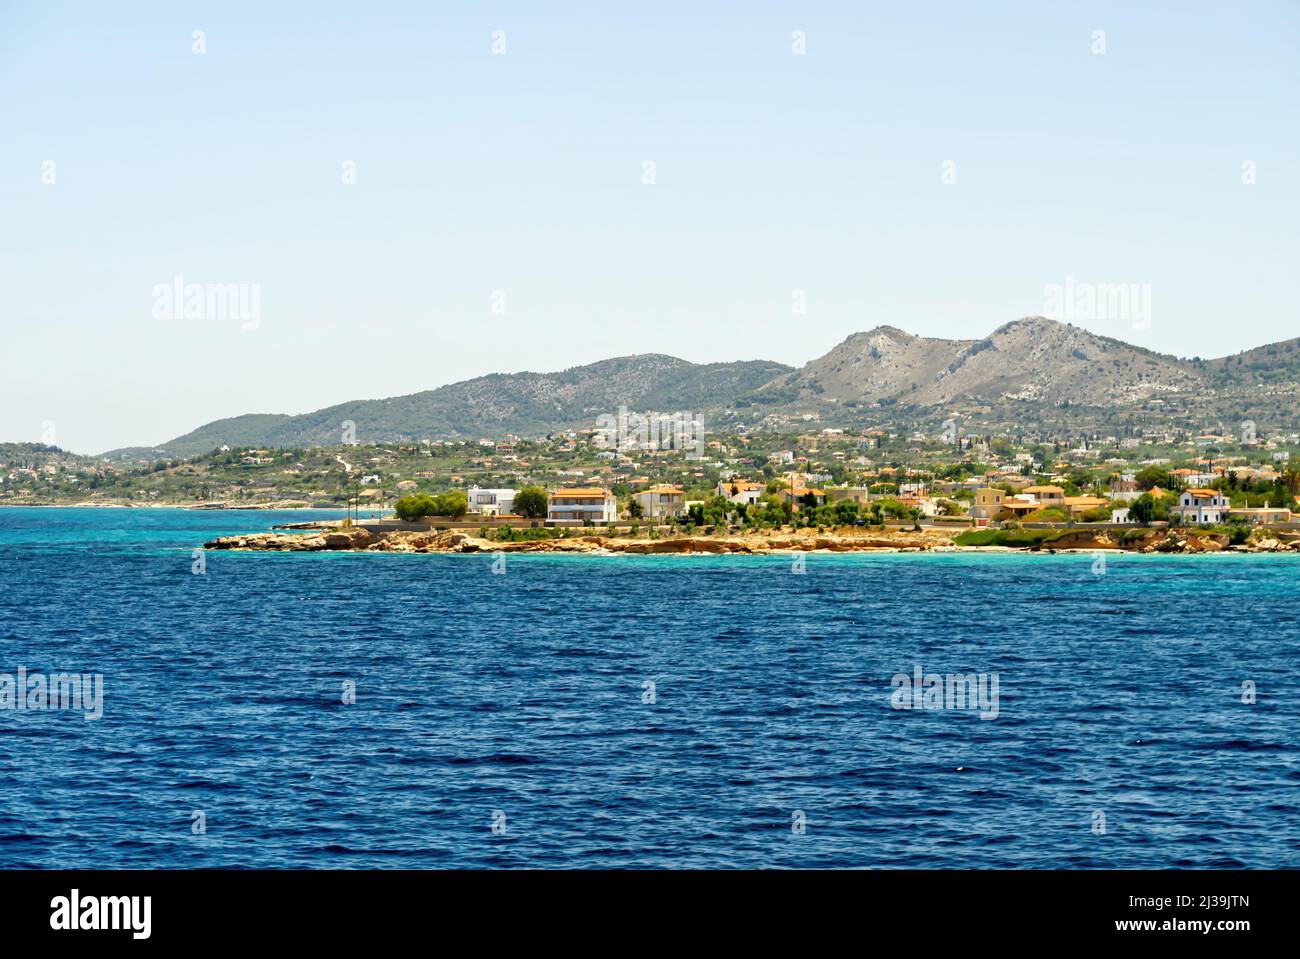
[105,355,792,458]
[762,317,1199,408]
[1203,336,1300,386]
[101,319,1300,458]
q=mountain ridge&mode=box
[101,319,1300,457]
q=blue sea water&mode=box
[0,507,1296,868]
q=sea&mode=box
[1,507,1296,868]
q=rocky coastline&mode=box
[202,526,1300,556]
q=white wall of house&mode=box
[1174,490,1229,524]
[716,481,764,505]
[547,492,617,523]
[466,486,517,516]
[635,490,686,519]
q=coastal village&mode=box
[5,420,1298,542]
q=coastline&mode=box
[0,502,369,511]
[201,524,1300,556]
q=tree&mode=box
[1135,466,1172,491]
[831,499,860,525]
[1129,492,1170,525]
[877,497,912,520]
[513,485,548,519]
[393,492,438,522]
[432,490,468,518]
[393,490,468,521]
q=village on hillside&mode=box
[6,418,1297,537]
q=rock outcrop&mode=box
[202,525,1300,556]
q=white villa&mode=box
[716,479,765,505]
[1173,488,1230,525]
[465,486,517,516]
[635,485,687,519]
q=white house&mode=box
[634,485,686,519]
[1111,507,1133,524]
[1174,488,1229,525]
[465,486,517,516]
[716,479,765,505]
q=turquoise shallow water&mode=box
[1,507,1297,867]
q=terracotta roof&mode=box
[550,487,611,497]
[1185,488,1220,497]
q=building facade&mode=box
[1174,488,1229,525]
[466,486,517,516]
[635,485,686,519]
[547,487,618,524]
[716,479,766,505]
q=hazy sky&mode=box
[2,1,1297,453]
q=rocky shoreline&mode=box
[202,526,1300,555]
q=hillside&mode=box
[107,356,792,458]
[763,317,1198,409]
[97,319,1300,458]
[1203,337,1300,386]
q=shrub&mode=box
[513,486,548,519]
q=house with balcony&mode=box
[547,487,618,524]
[1022,485,1066,507]
[635,485,686,520]
[465,486,517,516]
[1173,488,1229,525]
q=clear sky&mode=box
[2,1,1297,453]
